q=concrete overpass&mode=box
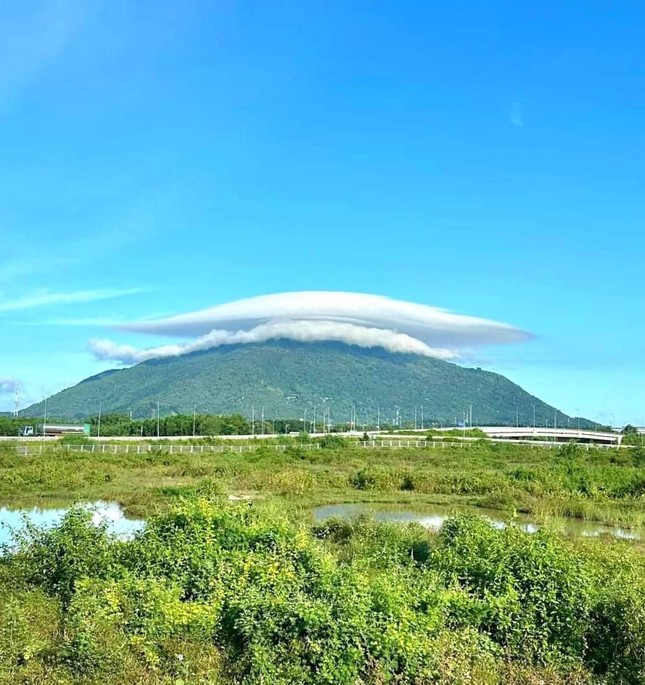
[476,426,622,445]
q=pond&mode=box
[0,502,144,548]
[313,503,643,540]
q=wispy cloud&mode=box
[23,317,124,327]
[0,199,158,286]
[511,101,524,128]
[0,376,19,394]
[0,0,93,101]
[0,288,147,314]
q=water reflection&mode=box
[313,503,641,540]
[0,502,144,548]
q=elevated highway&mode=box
[476,426,622,445]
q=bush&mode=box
[3,497,645,683]
[434,515,593,665]
[11,507,116,608]
[318,434,347,449]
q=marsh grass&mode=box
[2,441,645,526]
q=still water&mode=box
[313,503,643,540]
[0,502,144,548]
[0,501,639,549]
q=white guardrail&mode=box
[10,438,626,456]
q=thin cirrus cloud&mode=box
[0,288,147,313]
[89,291,533,365]
[510,101,524,128]
[0,0,92,100]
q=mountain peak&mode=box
[26,340,568,426]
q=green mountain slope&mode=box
[25,341,574,426]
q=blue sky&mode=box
[1,0,644,426]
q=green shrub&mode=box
[3,496,645,683]
[434,515,593,665]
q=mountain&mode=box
[24,341,578,426]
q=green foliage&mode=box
[318,433,347,449]
[3,498,645,683]
[21,340,576,427]
[10,507,117,608]
[435,515,592,664]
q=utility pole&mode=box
[421,405,424,430]
[312,405,316,434]
[414,405,417,430]
[377,406,380,432]
[156,401,160,439]
[192,404,196,437]
[469,404,473,428]
[303,408,307,432]
[42,397,47,443]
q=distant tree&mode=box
[623,424,638,435]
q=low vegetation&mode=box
[1,439,645,525]
[2,496,645,684]
[2,440,645,682]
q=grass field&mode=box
[2,438,645,526]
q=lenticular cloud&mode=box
[89,291,532,365]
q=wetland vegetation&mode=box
[2,439,645,683]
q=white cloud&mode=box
[90,320,458,364]
[0,288,146,313]
[119,292,531,346]
[89,291,532,364]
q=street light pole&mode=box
[42,397,47,443]
[192,404,196,437]
[156,401,160,438]
[97,400,102,438]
